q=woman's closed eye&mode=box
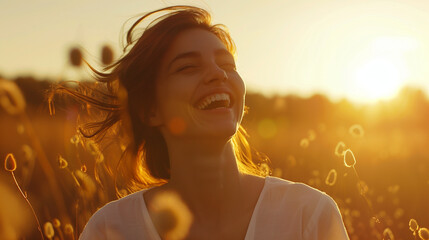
[176,64,200,73]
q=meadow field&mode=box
[1,76,428,240]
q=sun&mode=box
[353,57,405,102]
[349,37,416,103]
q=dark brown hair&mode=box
[50,6,263,194]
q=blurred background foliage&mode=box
[1,74,428,240]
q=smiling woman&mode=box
[51,5,349,240]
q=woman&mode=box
[74,5,349,240]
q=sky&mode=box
[1,0,429,104]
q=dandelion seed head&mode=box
[357,180,369,196]
[0,79,26,115]
[75,170,96,199]
[383,227,394,240]
[369,217,377,228]
[81,164,87,173]
[96,154,104,164]
[335,141,347,157]
[86,140,100,156]
[409,218,419,232]
[4,153,17,172]
[300,138,309,148]
[64,224,74,234]
[70,134,80,145]
[52,218,61,228]
[43,222,54,239]
[260,163,271,177]
[418,228,429,240]
[57,155,68,169]
[325,169,337,186]
[120,144,126,151]
[343,149,356,168]
[151,191,193,240]
[118,189,128,197]
[349,124,365,138]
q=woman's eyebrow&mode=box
[167,51,200,70]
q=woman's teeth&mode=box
[196,93,231,110]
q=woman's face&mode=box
[151,28,245,141]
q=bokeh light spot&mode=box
[257,118,277,139]
[168,117,186,135]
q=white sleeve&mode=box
[303,194,350,240]
[79,209,108,240]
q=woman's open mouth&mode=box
[195,93,232,110]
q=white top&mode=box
[80,177,349,240]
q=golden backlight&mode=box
[349,37,418,102]
[353,56,405,102]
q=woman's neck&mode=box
[163,139,244,221]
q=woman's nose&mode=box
[204,62,227,84]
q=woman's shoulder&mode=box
[260,177,344,228]
[80,189,148,238]
[264,176,330,201]
[97,189,146,215]
[260,176,340,216]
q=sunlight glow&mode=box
[349,36,419,102]
[354,57,405,101]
